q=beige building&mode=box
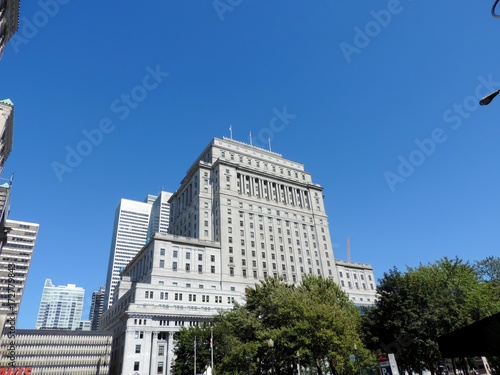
[0,329,112,375]
[0,99,14,176]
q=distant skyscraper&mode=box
[0,219,38,333]
[147,191,172,241]
[0,1,20,58]
[103,197,155,310]
[35,279,85,330]
[89,285,105,331]
[0,99,14,175]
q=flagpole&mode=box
[229,124,233,139]
[211,326,214,374]
[268,137,272,152]
[194,336,197,375]
[249,131,253,146]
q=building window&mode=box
[211,255,215,262]
[158,345,165,356]
[135,344,141,353]
[173,262,178,270]
[186,263,191,271]
[160,248,165,256]
[211,266,215,273]
[158,362,164,374]
[198,265,203,273]
[159,260,165,268]
[134,362,140,371]
[230,267,234,276]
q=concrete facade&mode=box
[0,220,38,335]
[0,329,112,375]
[335,260,377,308]
[100,233,241,375]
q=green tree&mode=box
[173,276,373,375]
[363,257,500,374]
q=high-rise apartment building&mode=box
[168,137,338,285]
[0,99,14,176]
[35,279,85,330]
[0,1,20,58]
[103,197,154,310]
[0,219,38,334]
[89,285,105,331]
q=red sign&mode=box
[377,355,388,362]
[0,368,32,375]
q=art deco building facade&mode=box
[100,137,350,375]
[168,137,338,285]
[0,1,19,58]
[35,279,85,330]
[0,219,38,334]
[0,329,112,375]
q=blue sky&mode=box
[1,1,499,328]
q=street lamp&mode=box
[491,0,500,18]
[267,339,275,375]
[479,89,500,106]
[354,344,362,375]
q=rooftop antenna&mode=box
[347,236,351,262]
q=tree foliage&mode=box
[362,257,500,374]
[174,276,374,375]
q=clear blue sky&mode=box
[1,1,499,328]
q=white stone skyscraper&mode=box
[100,137,345,375]
[35,279,85,330]
[104,198,154,310]
[168,137,338,286]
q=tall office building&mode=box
[0,219,38,333]
[103,197,155,310]
[35,279,85,330]
[89,285,105,331]
[147,191,172,241]
[0,1,20,58]
[101,137,346,375]
[0,99,14,176]
[168,137,338,285]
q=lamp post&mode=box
[491,0,500,18]
[479,89,500,106]
[267,338,275,375]
[354,344,362,375]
